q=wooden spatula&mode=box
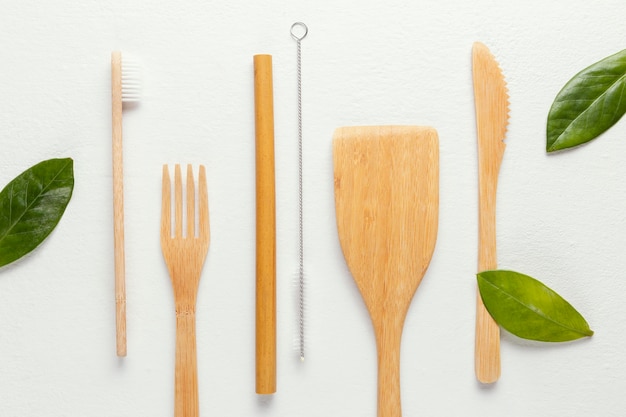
[333,125,439,417]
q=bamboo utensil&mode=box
[333,126,439,417]
[472,42,510,384]
[161,164,210,417]
[111,51,140,357]
[254,54,276,395]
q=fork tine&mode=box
[187,165,195,238]
[174,164,183,238]
[198,165,209,240]
[161,165,171,238]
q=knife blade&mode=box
[472,41,510,384]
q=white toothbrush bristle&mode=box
[121,59,141,102]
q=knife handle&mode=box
[475,290,500,383]
[475,162,501,383]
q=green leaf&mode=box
[0,158,74,268]
[546,49,626,152]
[477,270,593,342]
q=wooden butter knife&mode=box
[472,42,510,384]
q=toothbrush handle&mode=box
[111,51,127,357]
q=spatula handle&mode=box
[376,321,403,417]
[175,311,199,417]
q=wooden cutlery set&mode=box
[112,40,509,417]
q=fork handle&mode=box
[175,312,199,417]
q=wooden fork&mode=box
[161,164,210,417]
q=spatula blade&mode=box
[333,125,439,320]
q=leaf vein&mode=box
[555,71,626,147]
[0,161,72,243]
[481,278,588,336]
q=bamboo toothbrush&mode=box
[111,51,140,357]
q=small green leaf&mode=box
[0,158,74,268]
[546,49,626,152]
[477,270,593,342]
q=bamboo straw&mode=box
[254,54,276,395]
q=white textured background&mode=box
[0,1,625,416]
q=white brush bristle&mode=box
[121,58,141,102]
